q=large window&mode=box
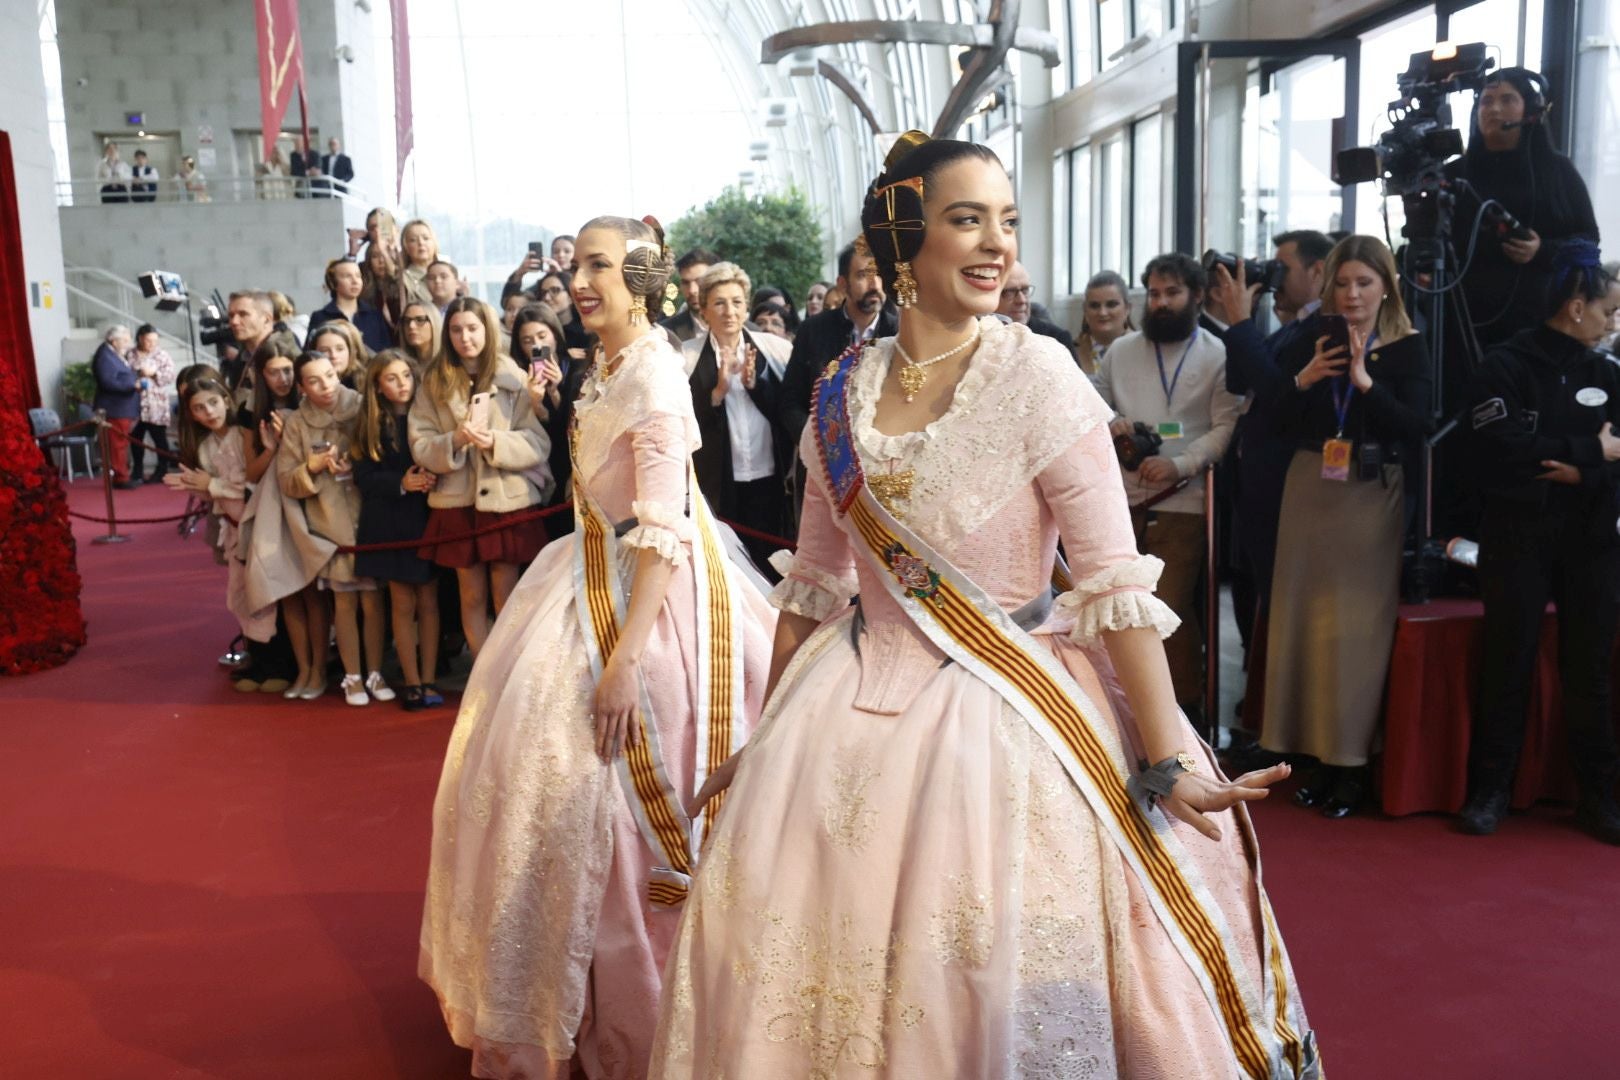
[1131,113,1164,264]
[1068,143,1093,290]
[1098,132,1127,276]
[1050,0,1095,95]
[1052,153,1070,296]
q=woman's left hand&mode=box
[466,426,495,451]
[1348,327,1376,392]
[1163,762,1291,841]
[593,654,643,761]
[1502,229,1541,265]
[167,463,212,493]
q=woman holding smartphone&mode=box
[408,296,551,657]
[1260,235,1432,817]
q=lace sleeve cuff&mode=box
[1056,555,1182,644]
[767,550,856,622]
[620,499,692,566]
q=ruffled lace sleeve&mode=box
[1036,380,1180,645]
[766,429,858,621]
[620,414,696,566]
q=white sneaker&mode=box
[365,671,395,702]
[341,673,369,706]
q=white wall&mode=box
[0,0,72,409]
[60,198,347,318]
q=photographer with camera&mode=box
[1260,235,1432,818]
[1458,242,1620,844]
[1204,232,1336,742]
[1445,68,1599,349]
[1094,253,1240,721]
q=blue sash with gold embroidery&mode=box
[809,346,1319,1080]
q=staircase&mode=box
[63,265,202,367]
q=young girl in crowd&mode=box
[409,296,551,657]
[352,350,444,711]
[276,349,394,705]
[536,268,591,353]
[361,241,404,330]
[398,301,441,368]
[308,320,370,389]
[400,219,440,308]
[166,376,277,644]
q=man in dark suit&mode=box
[288,143,320,198]
[660,247,719,342]
[999,260,1076,353]
[781,238,898,454]
[319,136,354,198]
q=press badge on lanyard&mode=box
[1156,331,1196,440]
[1322,332,1374,481]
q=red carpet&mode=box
[2,478,1617,1079]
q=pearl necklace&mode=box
[893,328,980,403]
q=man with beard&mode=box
[780,237,899,522]
[661,247,720,342]
[1095,253,1240,722]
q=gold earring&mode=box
[628,294,648,324]
[894,261,919,308]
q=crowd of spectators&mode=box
[86,63,1620,842]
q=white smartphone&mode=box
[468,391,494,433]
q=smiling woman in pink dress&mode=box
[650,135,1321,1080]
[418,215,776,1080]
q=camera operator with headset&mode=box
[1458,241,1620,844]
[1445,67,1600,349]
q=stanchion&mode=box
[91,411,131,545]
[1203,465,1218,746]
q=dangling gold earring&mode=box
[628,293,648,325]
[894,261,919,309]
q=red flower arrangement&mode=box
[0,356,86,675]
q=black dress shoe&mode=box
[1457,788,1510,835]
[1292,764,1334,808]
[1320,766,1370,819]
[1574,793,1620,846]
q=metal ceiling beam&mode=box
[817,59,883,135]
[761,20,1058,69]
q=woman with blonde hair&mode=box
[1260,234,1432,817]
[308,319,371,389]
[400,219,441,308]
[397,300,440,369]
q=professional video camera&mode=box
[198,288,234,350]
[1333,41,1494,237]
[1201,250,1288,294]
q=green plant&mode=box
[667,186,825,311]
[61,362,96,411]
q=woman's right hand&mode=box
[1296,335,1349,390]
[688,750,744,817]
[452,423,475,449]
[258,419,280,451]
[306,449,330,474]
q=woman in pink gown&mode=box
[651,137,1320,1078]
[419,216,776,1079]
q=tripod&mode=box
[1396,176,1486,602]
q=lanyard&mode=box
[1155,328,1199,409]
[1329,330,1377,437]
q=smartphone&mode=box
[1319,313,1351,360]
[468,391,494,432]
[534,344,553,365]
[528,241,546,258]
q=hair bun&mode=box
[884,130,932,172]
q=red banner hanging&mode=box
[254,0,305,161]
[391,0,414,201]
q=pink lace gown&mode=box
[651,319,1315,1078]
[419,333,777,1079]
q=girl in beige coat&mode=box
[276,350,394,705]
[409,297,551,656]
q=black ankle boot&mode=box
[1292,763,1334,808]
[1458,787,1511,835]
[1320,766,1370,819]
[1574,792,1620,846]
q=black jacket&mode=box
[1466,325,1620,535]
[541,355,590,514]
[307,300,393,355]
[1028,314,1075,351]
[689,330,792,525]
[781,303,900,448]
[660,308,703,344]
[1275,311,1433,462]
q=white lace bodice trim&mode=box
[620,498,692,566]
[572,332,702,490]
[1056,555,1182,644]
[842,318,1104,548]
[768,549,857,622]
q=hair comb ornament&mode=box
[884,129,932,171]
[869,176,926,308]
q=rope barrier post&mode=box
[1203,464,1218,747]
[91,410,131,545]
